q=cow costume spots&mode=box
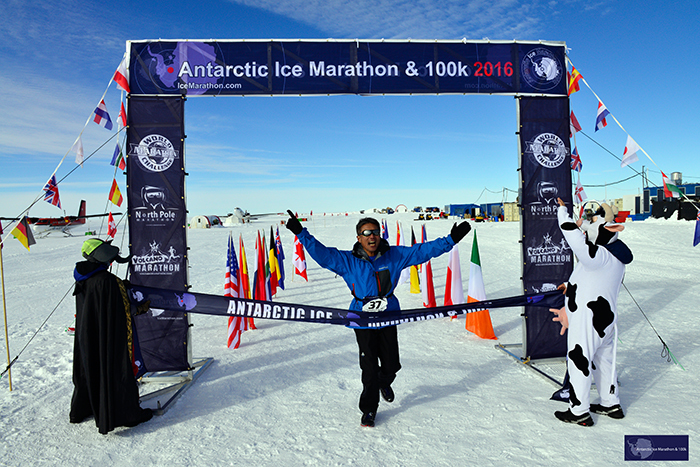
[553,200,632,422]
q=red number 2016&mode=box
[474,61,513,77]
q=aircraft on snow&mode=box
[0,200,120,237]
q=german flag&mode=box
[11,216,36,251]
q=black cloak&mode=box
[70,261,151,434]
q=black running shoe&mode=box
[361,411,376,427]
[554,409,594,426]
[380,386,394,403]
[590,403,625,419]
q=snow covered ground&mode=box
[0,212,697,466]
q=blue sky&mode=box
[1,0,697,218]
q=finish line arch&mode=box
[124,39,573,373]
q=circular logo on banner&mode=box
[521,48,563,91]
[527,133,568,168]
[134,134,178,172]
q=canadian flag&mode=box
[293,235,308,281]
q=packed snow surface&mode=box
[1,212,697,466]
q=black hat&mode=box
[81,238,131,264]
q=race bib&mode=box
[362,297,388,312]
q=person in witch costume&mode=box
[286,211,471,427]
[70,238,152,434]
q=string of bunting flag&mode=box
[566,57,699,245]
[0,55,131,250]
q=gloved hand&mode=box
[285,210,303,235]
[450,221,471,243]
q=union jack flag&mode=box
[43,174,61,209]
[571,147,583,172]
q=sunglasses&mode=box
[359,229,380,237]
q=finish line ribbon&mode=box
[129,285,564,329]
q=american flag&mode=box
[571,147,583,172]
[43,174,61,209]
[225,233,244,349]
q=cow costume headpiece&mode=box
[579,202,624,245]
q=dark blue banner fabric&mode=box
[126,96,189,373]
[128,40,566,97]
[129,285,564,329]
[518,96,573,359]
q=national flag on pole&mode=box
[11,216,36,251]
[570,110,582,138]
[110,143,126,170]
[0,220,4,250]
[293,235,308,281]
[262,233,273,299]
[420,224,436,308]
[239,235,251,299]
[694,210,700,247]
[93,99,113,131]
[444,245,464,306]
[114,59,131,93]
[595,101,610,132]
[568,67,583,95]
[252,232,260,299]
[382,219,389,240]
[409,227,420,294]
[575,175,587,203]
[225,233,245,349]
[661,171,682,199]
[253,231,267,301]
[465,231,497,339]
[118,102,127,128]
[72,136,84,166]
[109,179,123,206]
[107,212,117,239]
[43,174,61,209]
[396,221,410,285]
[268,227,279,295]
[275,226,286,290]
[238,235,256,330]
[571,147,583,172]
[621,135,641,168]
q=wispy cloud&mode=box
[228,0,562,40]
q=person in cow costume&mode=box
[550,198,633,426]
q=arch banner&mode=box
[127,40,567,97]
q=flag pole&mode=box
[0,240,13,391]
